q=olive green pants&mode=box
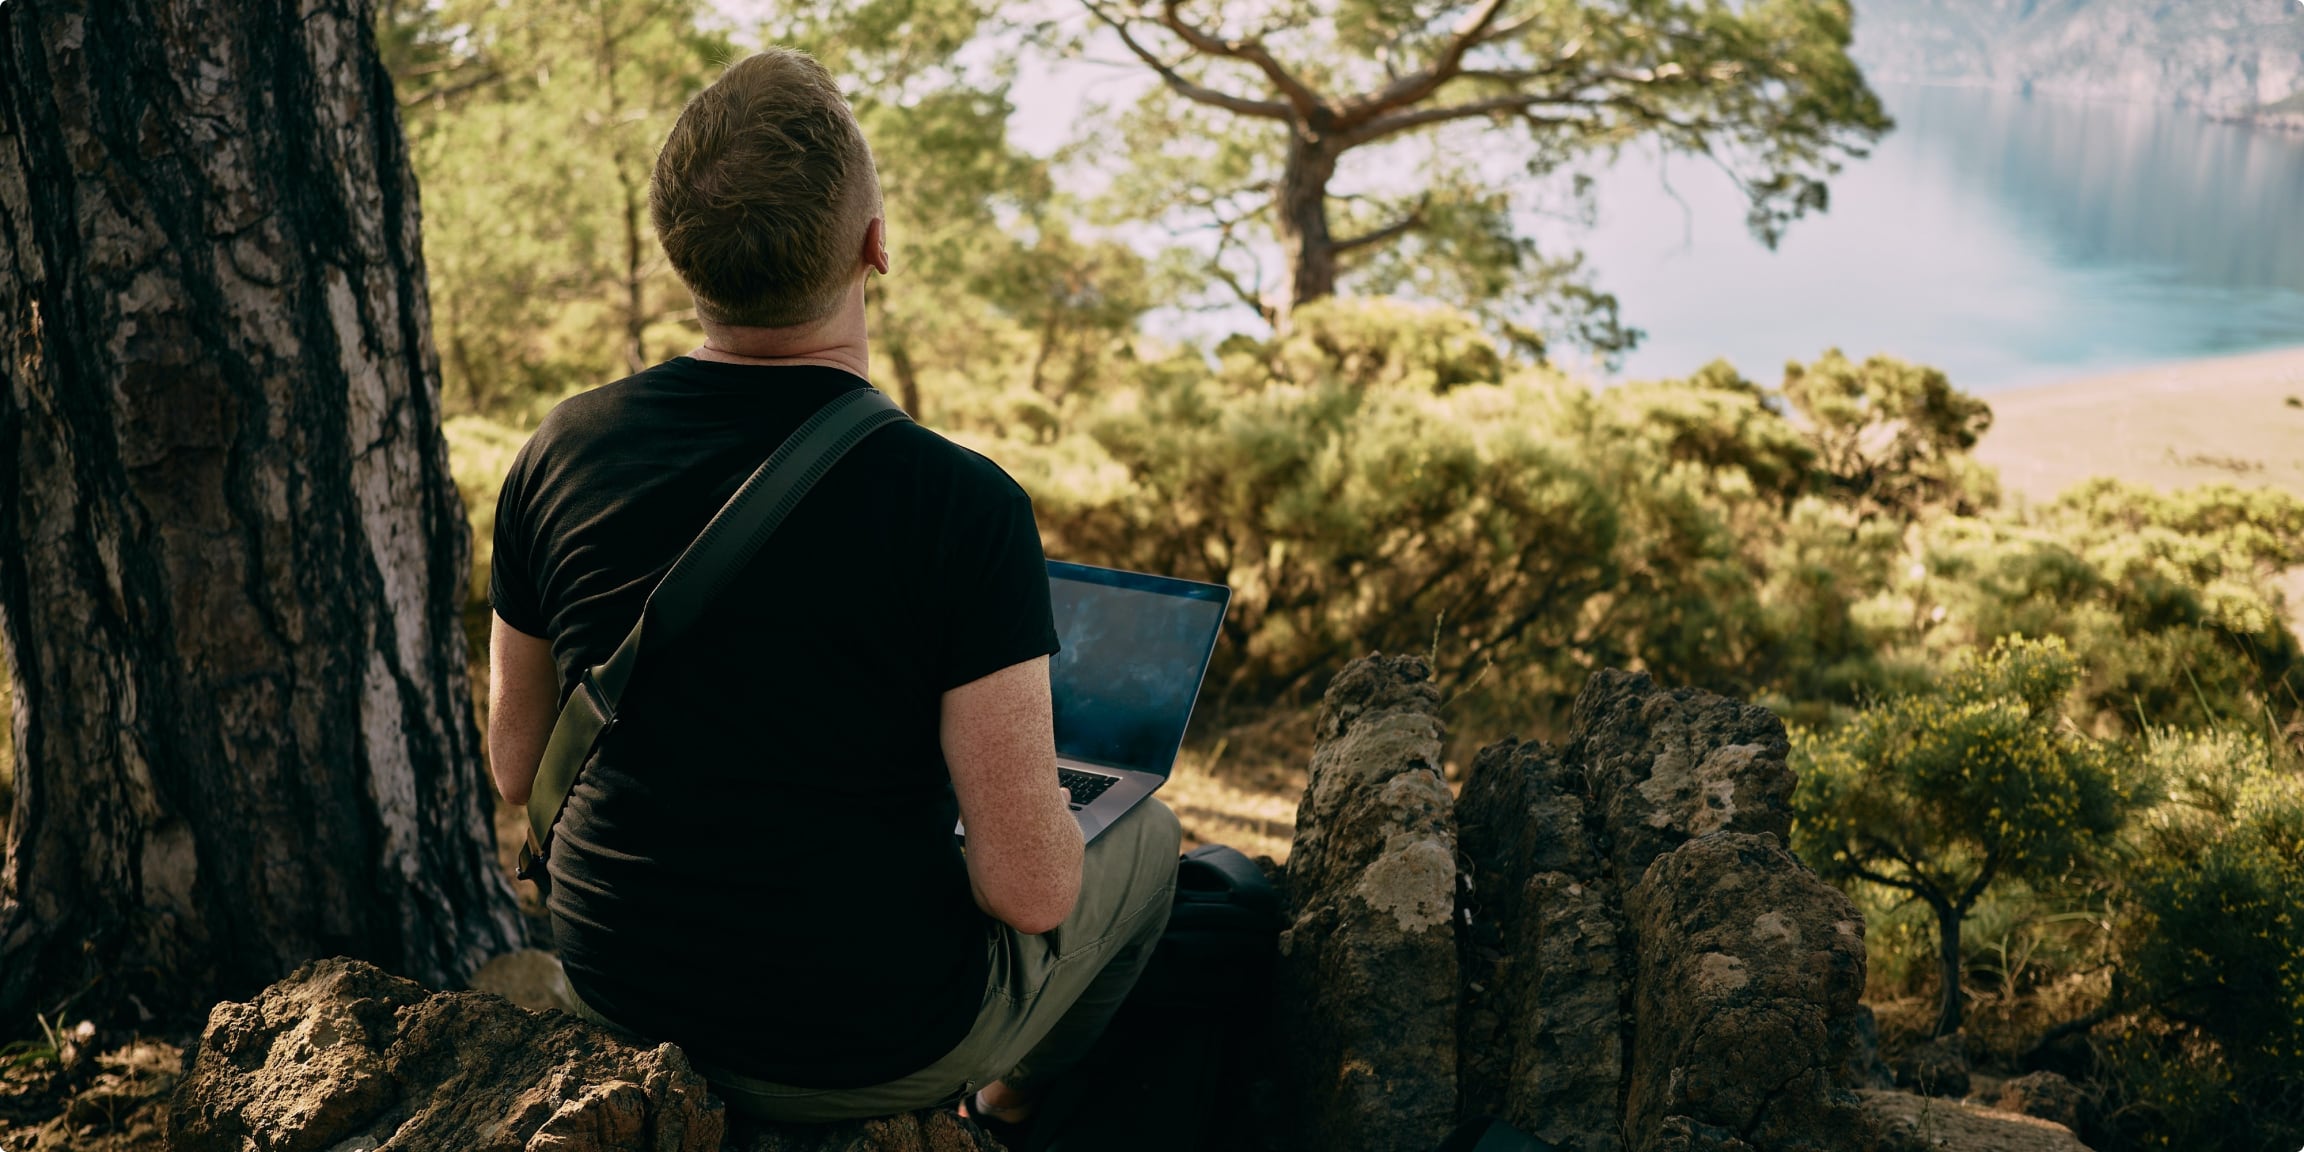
[574,797,1182,1124]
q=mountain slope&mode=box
[1852,0,2304,115]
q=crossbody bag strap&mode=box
[520,387,910,877]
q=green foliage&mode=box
[2121,730,2304,1094]
[977,303,2002,741]
[444,414,532,609]
[1797,636,2135,898]
[1794,635,2137,1033]
[1917,481,2304,732]
[1780,350,1996,519]
[384,0,732,417]
[1012,299,1622,717]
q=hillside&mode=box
[1853,0,2304,118]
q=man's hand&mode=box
[943,656,1083,935]
[488,614,559,807]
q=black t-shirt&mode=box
[490,358,1060,1088]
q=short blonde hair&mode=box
[650,49,879,329]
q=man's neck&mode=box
[687,339,869,380]
[687,292,871,380]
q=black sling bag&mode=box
[517,387,910,891]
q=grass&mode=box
[1165,736,1303,863]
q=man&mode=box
[485,47,1181,1128]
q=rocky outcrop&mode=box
[1277,654,1461,1152]
[1299,659,1875,1152]
[1455,738,1622,1151]
[167,957,724,1152]
[1859,1090,2091,1152]
[164,957,999,1152]
[1622,834,1867,1152]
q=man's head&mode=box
[651,49,882,331]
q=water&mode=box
[1574,84,2304,392]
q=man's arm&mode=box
[943,655,1084,935]
[489,613,559,807]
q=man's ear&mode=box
[862,217,890,277]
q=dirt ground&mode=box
[0,1031,183,1152]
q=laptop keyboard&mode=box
[1059,768,1119,810]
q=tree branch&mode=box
[1207,232,1276,324]
[1342,91,1575,146]
[1156,0,1330,120]
[1337,0,1514,124]
[1956,849,2003,913]
[1847,863,1927,895]
[1081,0,1293,120]
[1333,198,1429,254]
[401,66,502,108]
[2021,970,2125,1062]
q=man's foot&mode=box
[960,1079,1036,1144]
[965,1080,1035,1122]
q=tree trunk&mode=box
[1274,133,1340,320]
[0,0,523,1027]
[1932,897,1964,1037]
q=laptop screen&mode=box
[1047,561,1230,777]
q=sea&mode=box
[1572,83,2304,392]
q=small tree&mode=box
[1794,635,2135,1036]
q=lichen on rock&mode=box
[1277,653,1461,1152]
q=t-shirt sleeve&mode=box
[488,439,550,639]
[935,479,1061,693]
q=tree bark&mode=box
[1932,897,1964,1037]
[0,0,523,1026]
[1274,133,1341,319]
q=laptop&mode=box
[959,560,1231,844]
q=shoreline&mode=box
[1971,344,2304,505]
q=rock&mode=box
[165,957,1003,1152]
[468,948,581,1014]
[1838,1004,1895,1090]
[1560,669,1795,884]
[1623,834,1869,1152]
[167,957,724,1152]
[1456,738,1624,1152]
[1859,1089,2093,1152]
[1893,1034,1971,1099]
[1452,668,1872,1152]
[1992,1070,2087,1132]
[1278,654,1459,1152]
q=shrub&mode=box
[2103,729,2304,1149]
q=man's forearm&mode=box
[488,614,559,806]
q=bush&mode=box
[2101,729,2304,1150]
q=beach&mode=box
[1974,345,2304,504]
